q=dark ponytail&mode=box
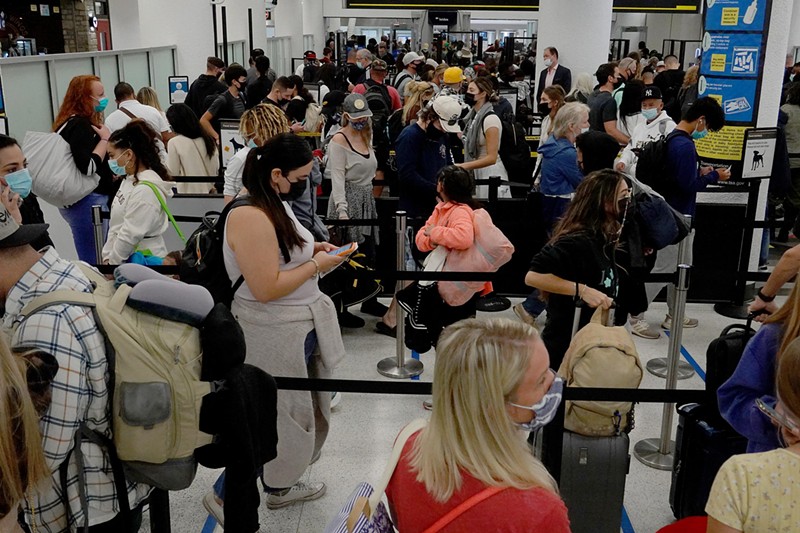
[108,119,171,182]
[241,133,312,263]
[437,165,481,209]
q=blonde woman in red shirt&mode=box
[386,318,571,532]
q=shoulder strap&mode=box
[422,486,507,533]
[333,131,358,153]
[658,121,667,135]
[136,180,186,243]
[119,107,137,120]
[20,290,97,322]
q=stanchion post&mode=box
[377,211,424,379]
[634,260,692,470]
[488,175,500,216]
[646,215,696,380]
[92,205,104,266]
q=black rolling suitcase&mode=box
[669,403,747,519]
[704,314,758,416]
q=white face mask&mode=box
[543,58,553,68]
[580,126,590,134]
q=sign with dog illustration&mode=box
[219,119,245,170]
[740,127,777,179]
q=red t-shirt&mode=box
[385,432,571,533]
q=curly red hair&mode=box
[53,75,104,131]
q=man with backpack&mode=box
[186,56,226,118]
[0,207,151,532]
[615,86,676,179]
[637,97,731,334]
[199,64,248,143]
[353,59,402,194]
[394,52,424,104]
[653,54,686,122]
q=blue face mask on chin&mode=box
[509,372,564,432]
[4,168,32,198]
[691,127,708,140]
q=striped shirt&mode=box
[2,248,149,532]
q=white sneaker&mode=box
[202,492,225,527]
[629,317,661,339]
[423,399,433,410]
[513,303,537,326]
[266,481,326,509]
[331,391,341,410]
[661,314,699,330]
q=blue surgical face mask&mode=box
[510,372,564,432]
[108,152,129,176]
[641,107,659,121]
[247,139,257,149]
[350,119,368,131]
[691,126,708,140]
[94,96,109,113]
[4,168,32,198]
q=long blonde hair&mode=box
[765,279,800,362]
[409,318,558,502]
[0,335,49,517]
[402,81,435,124]
[340,112,373,146]
[136,86,163,112]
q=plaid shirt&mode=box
[2,248,149,532]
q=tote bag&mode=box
[23,120,99,207]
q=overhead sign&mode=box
[698,76,758,124]
[346,0,700,12]
[429,11,457,25]
[705,0,766,32]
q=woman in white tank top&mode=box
[212,133,346,511]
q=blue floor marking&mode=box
[201,515,217,533]
[411,350,420,380]
[663,331,707,382]
[621,505,636,533]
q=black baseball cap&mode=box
[643,86,662,100]
[0,205,49,249]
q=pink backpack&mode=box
[438,208,514,306]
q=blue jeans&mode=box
[59,192,109,263]
[522,289,546,317]
[212,330,318,499]
[541,195,571,237]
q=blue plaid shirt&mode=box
[2,248,149,532]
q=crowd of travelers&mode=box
[1,31,800,533]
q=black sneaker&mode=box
[476,294,511,312]
[338,310,365,328]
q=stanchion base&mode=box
[646,358,695,380]
[633,438,676,471]
[377,357,424,379]
[714,302,752,320]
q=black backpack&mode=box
[180,197,249,307]
[481,112,534,184]
[636,130,680,195]
[363,80,392,147]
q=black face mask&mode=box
[279,177,307,202]
[463,93,477,107]
[613,76,624,90]
[426,122,444,138]
[617,197,630,222]
[279,98,291,107]
[539,102,550,116]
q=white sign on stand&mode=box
[219,119,245,170]
[740,127,777,179]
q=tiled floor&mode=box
[141,291,787,533]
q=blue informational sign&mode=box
[698,75,758,123]
[704,0,766,32]
[168,76,189,105]
[700,32,762,77]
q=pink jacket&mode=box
[415,202,474,252]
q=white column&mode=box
[302,0,326,53]
[790,1,800,53]
[535,0,613,93]
[750,0,793,267]
[274,0,303,74]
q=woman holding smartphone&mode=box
[204,134,345,523]
[706,336,800,532]
[718,280,800,453]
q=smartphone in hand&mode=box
[756,398,800,433]
[328,242,358,257]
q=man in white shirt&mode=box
[615,86,677,177]
[105,82,172,161]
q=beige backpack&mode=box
[557,307,643,437]
[19,263,213,490]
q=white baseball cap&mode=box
[431,94,466,133]
[403,51,423,66]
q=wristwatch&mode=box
[756,289,775,302]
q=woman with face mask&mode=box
[459,75,510,198]
[536,102,591,235]
[0,135,53,250]
[325,93,382,327]
[53,75,114,263]
[209,133,345,518]
[102,120,175,265]
[385,318,570,532]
